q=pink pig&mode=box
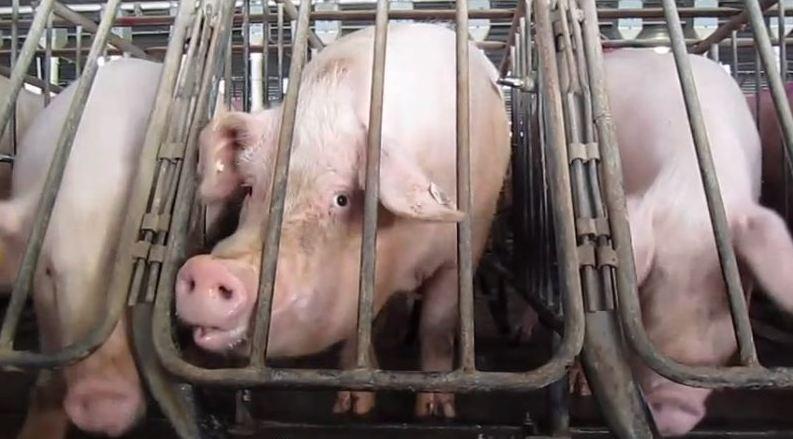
[0,58,162,438]
[175,22,511,418]
[604,48,793,436]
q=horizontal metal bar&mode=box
[602,36,793,48]
[51,0,155,61]
[689,0,778,54]
[0,64,63,93]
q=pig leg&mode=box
[416,266,457,419]
[569,359,592,396]
[333,338,377,416]
[513,304,539,344]
[17,370,69,439]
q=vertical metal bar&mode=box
[779,1,790,221]
[44,13,52,106]
[732,30,739,80]
[757,49,763,125]
[455,0,476,373]
[744,0,793,175]
[9,0,18,159]
[249,0,312,367]
[0,0,125,347]
[0,0,56,148]
[263,1,270,108]
[225,31,232,108]
[355,0,389,369]
[243,0,251,112]
[661,0,759,366]
[277,3,284,101]
[75,24,82,76]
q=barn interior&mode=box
[0,1,793,438]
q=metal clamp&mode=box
[158,141,185,161]
[568,142,600,163]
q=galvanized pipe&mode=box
[0,0,122,350]
[44,12,52,106]
[262,2,269,107]
[355,0,388,370]
[744,0,793,177]
[243,0,251,112]
[690,0,778,54]
[273,0,323,50]
[498,0,527,77]
[0,65,64,92]
[277,3,284,101]
[9,0,18,158]
[732,30,739,79]
[52,1,153,61]
[662,0,759,366]
[249,0,313,367]
[75,24,82,75]
[0,0,55,147]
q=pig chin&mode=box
[192,323,249,352]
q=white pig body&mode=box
[604,48,793,436]
[0,58,162,437]
[177,22,511,418]
[0,76,45,199]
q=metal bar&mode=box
[663,0,759,366]
[44,13,52,106]
[355,0,388,370]
[242,0,251,112]
[455,0,476,373]
[225,33,231,107]
[498,0,527,77]
[75,24,82,76]
[0,0,55,147]
[732,30,739,79]
[0,65,64,92]
[273,0,323,50]
[0,0,123,349]
[9,0,17,159]
[690,0,778,54]
[757,49,763,126]
[277,3,283,101]
[744,0,793,178]
[52,1,153,61]
[602,36,793,48]
[249,0,313,367]
[262,2,269,107]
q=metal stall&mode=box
[0,1,793,438]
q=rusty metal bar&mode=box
[663,0,759,366]
[355,0,388,370]
[274,0,323,50]
[498,0,527,77]
[744,0,793,177]
[690,0,778,54]
[0,0,55,147]
[52,1,153,61]
[455,0,476,373]
[249,0,313,367]
[0,0,122,351]
[43,12,52,106]
[243,0,251,112]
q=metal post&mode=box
[356,0,389,369]
[243,0,251,112]
[44,13,52,106]
[732,30,739,79]
[263,1,270,107]
[75,24,82,76]
[277,3,284,101]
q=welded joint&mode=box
[498,75,536,92]
[575,216,610,237]
[158,141,185,161]
[141,213,172,233]
[577,241,619,270]
[148,245,167,264]
[131,240,151,260]
[568,141,599,163]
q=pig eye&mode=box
[334,194,349,208]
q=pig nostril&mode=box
[219,285,233,300]
[188,279,195,292]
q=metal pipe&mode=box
[690,0,778,54]
[277,3,284,101]
[744,0,793,178]
[9,0,17,159]
[225,33,231,108]
[75,24,82,76]
[498,0,527,77]
[355,0,388,370]
[732,30,739,79]
[601,36,793,48]
[52,1,153,61]
[243,0,251,112]
[662,0,759,366]
[0,0,122,349]
[273,0,323,50]
[262,2,269,107]
[0,65,64,92]
[44,12,52,106]
[249,0,313,367]
[455,0,476,373]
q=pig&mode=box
[175,22,511,418]
[0,58,163,437]
[0,76,46,199]
[603,48,793,436]
[744,82,793,220]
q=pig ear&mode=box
[733,205,793,314]
[198,111,262,204]
[366,149,464,222]
[627,197,655,286]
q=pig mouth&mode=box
[191,324,248,352]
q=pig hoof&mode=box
[415,392,456,419]
[333,391,375,417]
[511,306,539,345]
[569,362,591,396]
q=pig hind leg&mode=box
[17,370,70,439]
[333,338,377,417]
[415,266,457,419]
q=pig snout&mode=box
[63,374,145,437]
[175,254,257,352]
[645,383,709,437]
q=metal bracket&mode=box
[131,240,151,260]
[568,142,600,163]
[141,213,173,233]
[159,141,185,161]
[498,75,536,92]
